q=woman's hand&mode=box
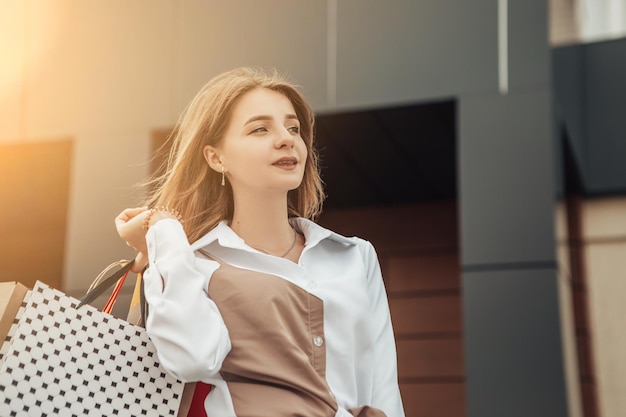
[115,207,149,273]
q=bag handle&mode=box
[140,271,148,327]
[77,259,135,309]
[102,267,132,314]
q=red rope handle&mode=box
[102,269,130,314]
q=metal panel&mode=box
[336,0,498,108]
[177,0,328,110]
[586,39,626,193]
[463,268,569,417]
[507,0,550,90]
[459,90,556,266]
[552,45,586,180]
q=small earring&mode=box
[221,166,225,186]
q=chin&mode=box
[281,178,304,191]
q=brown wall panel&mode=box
[396,339,464,378]
[390,295,462,335]
[567,195,599,417]
[576,334,593,379]
[386,253,460,293]
[0,140,72,289]
[572,288,589,331]
[0,231,65,288]
[320,202,463,417]
[581,382,597,417]
[400,383,466,417]
[318,202,458,254]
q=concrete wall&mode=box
[0,1,330,291]
[0,0,509,293]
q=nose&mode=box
[275,127,295,148]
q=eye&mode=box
[250,126,268,134]
[287,125,300,134]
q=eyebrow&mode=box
[244,113,299,126]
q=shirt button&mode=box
[307,281,317,290]
[313,336,324,347]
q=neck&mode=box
[230,190,295,255]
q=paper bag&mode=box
[126,272,202,417]
[0,281,185,417]
[0,281,29,369]
[0,281,28,343]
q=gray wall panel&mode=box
[463,269,568,417]
[178,1,328,110]
[508,0,550,90]
[586,39,626,192]
[336,0,498,109]
[459,90,556,266]
[552,45,587,182]
[552,38,626,195]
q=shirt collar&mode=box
[190,221,245,251]
[190,218,356,251]
[290,217,356,248]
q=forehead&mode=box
[230,88,296,122]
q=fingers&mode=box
[113,208,150,274]
[131,252,149,274]
[115,207,150,254]
[115,207,148,225]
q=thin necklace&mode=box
[252,227,298,258]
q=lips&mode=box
[272,157,298,166]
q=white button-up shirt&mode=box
[143,217,405,417]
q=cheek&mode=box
[224,143,259,168]
[298,139,308,160]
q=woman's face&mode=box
[208,88,307,196]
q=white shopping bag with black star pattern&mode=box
[0,281,184,417]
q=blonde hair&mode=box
[144,67,325,243]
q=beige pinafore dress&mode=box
[198,249,386,417]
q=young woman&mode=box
[115,67,405,417]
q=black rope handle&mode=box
[139,270,148,328]
[77,259,135,308]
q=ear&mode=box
[203,145,223,173]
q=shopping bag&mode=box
[84,260,198,417]
[0,280,185,417]
[126,269,144,326]
[86,260,199,417]
[127,272,208,417]
[0,281,29,368]
[0,282,28,343]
